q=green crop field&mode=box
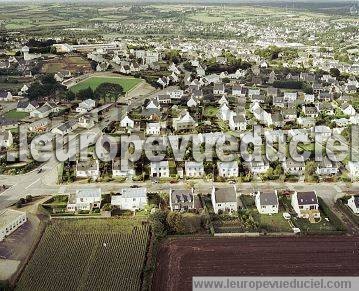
[70,76,142,93]
[16,219,150,291]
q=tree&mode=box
[26,195,33,203]
[149,209,169,238]
[330,68,340,78]
[94,83,123,102]
[166,212,187,234]
[77,87,94,100]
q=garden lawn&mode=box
[260,213,292,232]
[70,76,142,93]
[3,110,29,120]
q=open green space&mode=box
[3,110,29,120]
[70,76,142,93]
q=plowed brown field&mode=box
[152,236,359,291]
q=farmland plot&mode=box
[16,219,150,291]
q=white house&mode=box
[28,118,50,132]
[219,103,231,121]
[78,113,96,129]
[341,103,356,116]
[217,161,239,178]
[169,188,195,211]
[51,120,78,136]
[187,96,198,108]
[291,191,320,219]
[251,102,272,126]
[211,186,238,214]
[282,159,305,175]
[76,159,100,179]
[347,195,359,214]
[304,94,315,103]
[0,90,13,101]
[67,188,102,212]
[0,209,27,242]
[17,100,38,112]
[120,114,135,129]
[316,158,338,176]
[247,159,270,175]
[111,187,147,211]
[76,99,96,113]
[173,111,197,131]
[255,191,279,215]
[229,114,247,131]
[213,83,225,95]
[283,92,298,103]
[112,159,135,178]
[150,161,170,178]
[0,130,13,148]
[146,122,161,135]
[185,161,204,178]
[348,161,359,181]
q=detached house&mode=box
[17,100,38,112]
[211,186,238,214]
[185,161,204,178]
[67,188,101,212]
[150,161,169,178]
[173,111,197,131]
[341,103,356,116]
[282,159,305,175]
[52,120,78,136]
[283,92,298,103]
[229,114,246,131]
[217,161,239,178]
[120,114,135,129]
[112,159,135,178]
[213,83,225,95]
[255,191,279,215]
[347,195,359,214]
[76,99,96,113]
[111,187,147,211]
[0,130,13,148]
[348,161,359,181]
[316,157,339,176]
[78,113,97,129]
[169,188,195,211]
[0,90,13,101]
[76,159,100,179]
[291,191,320,219]
[146,122,161,135]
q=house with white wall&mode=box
[111,187,147,211]
[291,191,320,219]
[169,188,195,211]
[217,161,239,178]
[67,188,102,212]
[347,195,359,214]
[0,209,27,242]
[211,186,237,214]
[150,161,170,178]
[255,191,279,214]
[185,161,204,178]
[0,130,13,148]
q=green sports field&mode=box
[70,76,142,93]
